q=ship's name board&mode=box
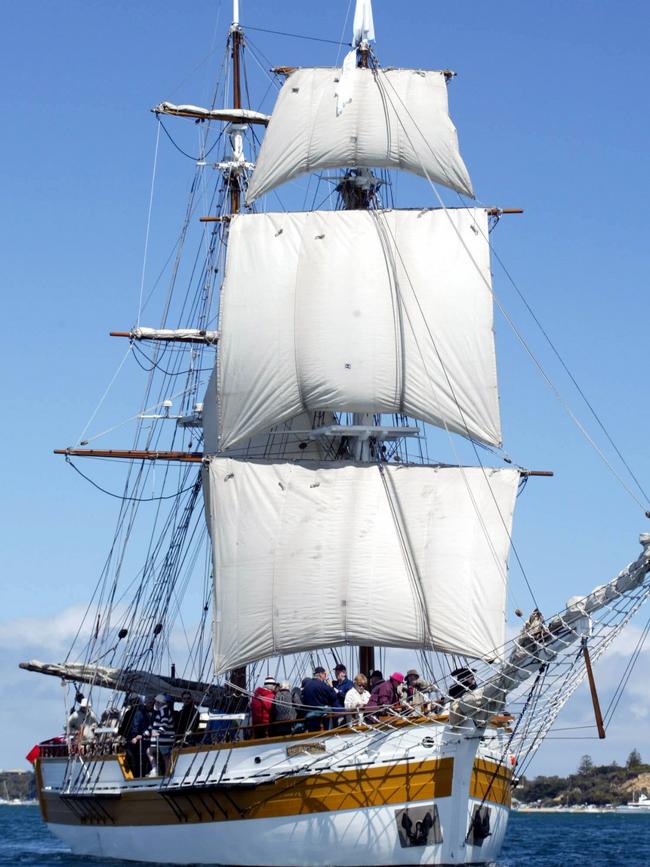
[286,743,326,757]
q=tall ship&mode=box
[22,1,650,864]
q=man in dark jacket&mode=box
[302,666,338,731]
[332,663,354,708]
[174,691,201,744]
[122,696,156,777]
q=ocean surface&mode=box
[2,804,649,866]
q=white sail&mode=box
[204,458,520,674]
[216,208,499,451]
[202,369,340,460]
[245,67,473,204]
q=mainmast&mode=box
[228,0,246,694]
[229,0,243,215]
[344,0,377,677]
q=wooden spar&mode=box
[521,470,554,477]
[582,640,606,739]
[486,208,524,216]
[271,66,297,76]
[199,216,230,223]
[54,448,204,463]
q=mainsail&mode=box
[245,67,473,203]
[215,207,499,451]
[204,458,520,674]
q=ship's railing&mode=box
[39,702,514,768]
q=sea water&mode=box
[2,805,649,866]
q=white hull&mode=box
[49,800,510,865]
[37,721,513,865]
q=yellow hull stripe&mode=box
[41,757,511,826]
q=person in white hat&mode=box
[66,697,98,750]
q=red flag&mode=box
[25,744,40,764]
[26,736,65,764]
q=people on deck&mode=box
[448,667,477,700]
[404,668,439,711]
[174,691,201,744]
[344,674,371,713]
[273,681,297,735]
[66,698,98,749]
[332,663,354,708]
[366,671,404,711]
[250,676,277,738]
[119,695,152,776]
[143,694,175,776]
[302,666,338,731]
[291,677,310,732]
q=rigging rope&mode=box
[240,24,346,46]
[137,122,161,327]
[64,457,199,503]
[157,117,225,163]
[371,62,649,515]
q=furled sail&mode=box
[245,67,473,204]
[216,208,500,450]
[204,458,520,673]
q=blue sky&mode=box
[1,0,650,774]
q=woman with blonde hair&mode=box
[344,673,370,711]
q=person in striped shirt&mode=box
[145,694,175,776]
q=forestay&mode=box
[245,67,473,203]
[204,458,520,673]
[216,208,500,450]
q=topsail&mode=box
[216,207,499,450]
[245,67,473,204]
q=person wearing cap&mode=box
[366,672,404,710]
[404,668,439,712]
[143,694,175,776]
[302,667,338,731]
[332,663,354,708]
[66,698,98,750]
[250,676,277,738]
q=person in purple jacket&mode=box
[366,671,405,710]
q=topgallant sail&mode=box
[22,2,650,865]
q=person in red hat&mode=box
[366,671,404,710]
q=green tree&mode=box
[578,754,594,774]
[627,749,642,770]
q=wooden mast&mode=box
[228,2,247,696]
[229,23,243,215]
[352,28,376,679]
